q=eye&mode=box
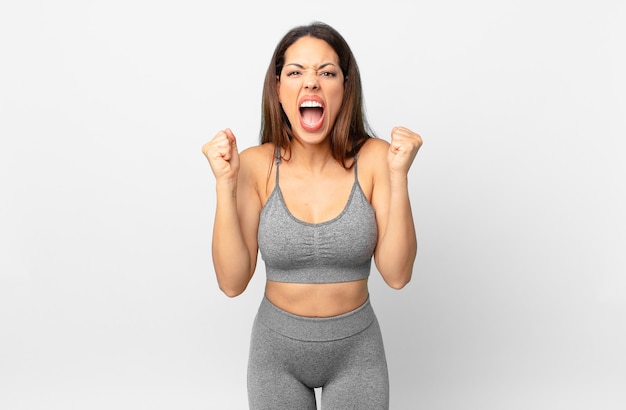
[320,71,336,77]
[286,70,302,77]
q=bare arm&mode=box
[370,127,423,289]
[202,129,261,297]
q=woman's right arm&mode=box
[202,128,261,297]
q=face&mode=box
[277,36,344,145]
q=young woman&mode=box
[202,22,422,409]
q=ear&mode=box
[276,75,281,101]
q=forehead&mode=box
[284,36,340,65]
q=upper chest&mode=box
[261,161,373,225]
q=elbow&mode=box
[221,288,240,298]
[217,279,248,298]
[377,259,413,290]
[219,284,246,298]
[386,276,411,290]
[214,263,254,298]
[383,265,413,290]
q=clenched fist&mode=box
[202,128,240,184]
[387,126,423,176]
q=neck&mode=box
[288,138,335,173]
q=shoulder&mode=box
[239,143,276,174]
[238,143,276,194]
[359,137,389,158]
[357,137,389,169]
[241,142,274,159]
[353,138,390,200]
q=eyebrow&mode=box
[284,62,338,70]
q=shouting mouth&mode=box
[299,98,325,132]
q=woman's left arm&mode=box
[370,126,423,289]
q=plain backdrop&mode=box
[1,1,625,409]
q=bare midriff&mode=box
[264,278,369,318]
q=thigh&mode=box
[247,319,317,410]
[321,318,389,409]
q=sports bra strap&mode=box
[274,145,281,184]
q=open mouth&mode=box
[299,100,325,132]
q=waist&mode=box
[264,279,369,317]
[256,292,376,341]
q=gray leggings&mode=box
[247,296,389,409]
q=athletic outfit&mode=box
[249,148,389,409]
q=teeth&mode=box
[300,100,323,108]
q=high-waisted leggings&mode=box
[247,296,389,409]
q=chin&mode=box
[293,128,330,145]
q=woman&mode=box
[202,22,422,409]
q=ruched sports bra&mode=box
[258,147,378,284]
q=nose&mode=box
[304,73,319,90]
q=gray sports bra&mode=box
[258,147,378,284]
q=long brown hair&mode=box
[260,22,374,168]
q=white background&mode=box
[1,1,625,409]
